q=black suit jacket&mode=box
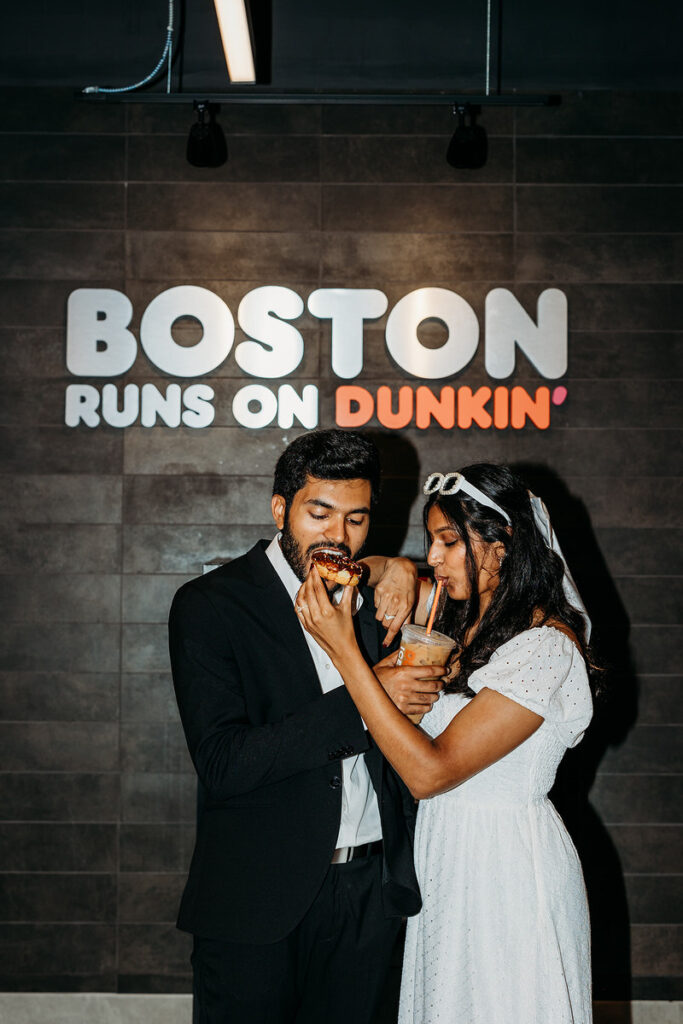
[168,540,421,944]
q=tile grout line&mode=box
[115,103,130,993]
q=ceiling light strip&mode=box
[485,0,492,96]
[213,0,256,83]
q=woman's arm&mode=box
[359,554,394,586]
[413,577,436,628]
[360,554,436,642]
[360,555,423,645]
[297,568,543,799]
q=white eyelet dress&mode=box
[398,626,594,1024]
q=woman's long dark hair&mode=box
[424,464,602,698]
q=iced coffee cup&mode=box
[396,623,456,724]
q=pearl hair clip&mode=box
[423,472,512,526]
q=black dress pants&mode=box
[191,853,402,1024]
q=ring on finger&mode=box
[383,612,396,620]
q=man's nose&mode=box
[323,517,347,546]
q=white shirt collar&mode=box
[265,534,304,603]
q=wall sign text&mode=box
[64,285,568,431]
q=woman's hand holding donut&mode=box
[295,563,356,662]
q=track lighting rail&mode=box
[79,90,559,107]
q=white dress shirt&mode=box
[266,535,382,848]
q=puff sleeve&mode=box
[468,627,593,748]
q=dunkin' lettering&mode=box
[64,285,568,430]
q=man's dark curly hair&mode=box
[272,429,381,508]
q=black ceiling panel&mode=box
[0,0,681,91]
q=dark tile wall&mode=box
[0,87,680,997]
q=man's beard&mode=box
[280,512,353,583]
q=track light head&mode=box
[187,101,228,168]
[446,104,488,170]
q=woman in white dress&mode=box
[295,463,598,1024]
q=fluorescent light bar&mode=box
[213,0,256,83]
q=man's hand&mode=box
[373,650,445,718]
[369,557,419,647]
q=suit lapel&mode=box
[240,548,387,782]
[354,586,383,664]
[353,589,386,800]
[242,541,324,702]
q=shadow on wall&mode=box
[515,463,639,1008]
[363,432,420,1024]
[364,431,423,559]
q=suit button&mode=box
[328,750,340,761]
[329,776,342,789]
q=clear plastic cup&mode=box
[396,623,456,723]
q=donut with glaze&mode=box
[310,548,364,587]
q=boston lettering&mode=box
[64,285,568,431]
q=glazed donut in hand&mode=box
[310,548,364,587]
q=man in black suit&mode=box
[169,429,442,1024]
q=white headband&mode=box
[423,472,512,525]
[423,471,592,641]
